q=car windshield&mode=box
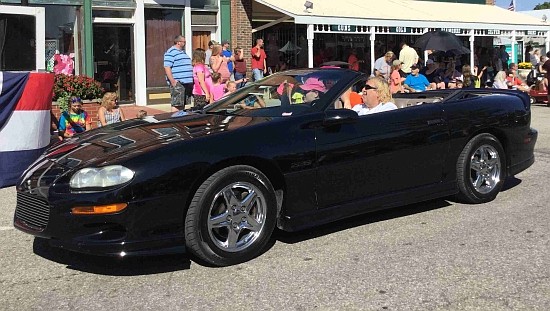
[204,69,349,116]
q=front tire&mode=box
[456,134,506,204]
[185,165,277,266]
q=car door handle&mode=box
[427,118,445,126]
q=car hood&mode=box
[46,112,272,168]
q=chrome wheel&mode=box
[469,144,501,195]
[207,182,267,252]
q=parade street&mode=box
[1,105,549,311]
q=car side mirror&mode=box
[323,109,359,126]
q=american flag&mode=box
[507,0,515,11]
[0,72,54,188]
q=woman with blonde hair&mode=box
[493,70,508,89]
[98,92,125,126]
[209,44,231,83]
[192,48,212,109]
[352,76,397,116]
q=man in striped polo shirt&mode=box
[164,35,193,111]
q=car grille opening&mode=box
[15,192,50,231]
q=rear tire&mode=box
[185,165,277,266]
[456,134,506,204]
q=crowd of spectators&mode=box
[313,42,549,96]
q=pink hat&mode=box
[300,77,327,92]
[277,82,295,95]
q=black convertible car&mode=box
[15,69,537,266]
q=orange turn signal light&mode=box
[71,203,128,215]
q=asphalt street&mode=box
[1,104,549,311]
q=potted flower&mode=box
[517,62,533,80]
[518,62,533,69]
[53,74,105,111]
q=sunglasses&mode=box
[71,97,82,103]
[362,84,377,94]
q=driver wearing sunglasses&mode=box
[352,77,397,116]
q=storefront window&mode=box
[191,0,218,9]
[145,8,183,88]
[93,10,133,19]
[41,5,79,74]
[0,14,35,71]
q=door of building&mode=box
[93,24,134,102]
[192,31,210,51]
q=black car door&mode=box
[315,103,450,209]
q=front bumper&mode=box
[14,191,187,257]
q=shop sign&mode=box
[330,25,357,32]
[439,28,462,34]
[389,26,411,33]
[486,29,501,35]
[526,30,538,36]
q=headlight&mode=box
[70,165,135,188]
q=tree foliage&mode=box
[534,2,550,10]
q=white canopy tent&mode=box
[254,0,550,69]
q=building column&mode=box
[469,29,475,67]
[83,0,94,77]
[184,0,192,55]
[370,29,375,75]
[35,7,46,70]
[307,24,313,68]
[511,31,516,64]
[546,32,550,55]
[423,28,429,65]
[134,0,146,106]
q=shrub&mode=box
[56,94,71,113]
[518,62,533,69]
[53,74,105,105]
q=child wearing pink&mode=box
[210,72,226,101]
[192,63,213,95]
[193,63,213,108]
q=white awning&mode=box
[255,0,550,31]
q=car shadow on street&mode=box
[31,178,523,273]
[32,237,191,275]
[501,176,522,191]
[275,198,452,244]
[276,176,524,245]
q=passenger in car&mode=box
[276,80,305,105]
[352,77,398,116]
[299,77,327,103]
[234,94,266,110]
